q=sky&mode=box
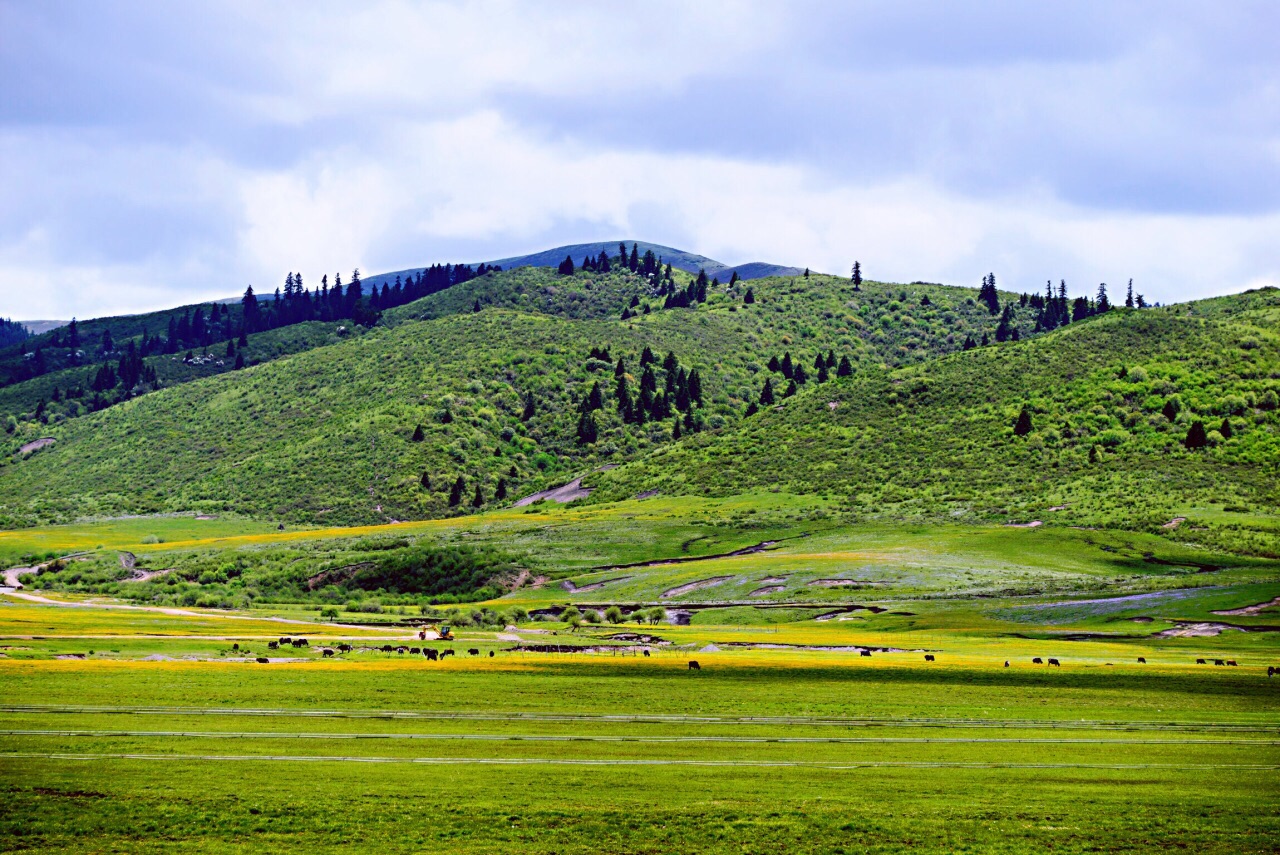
[1,0,1278,320]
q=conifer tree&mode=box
[729,271,739,287]
[449,476,465,506]
[851,261,862,290]
[1096,283,1111,312]
[792,363,807,384]
[1013,405,1033,436]
[688,369,703,405]
[496,478,507,500]
[411,424,425,442]
[1161,399,1179,421]
[521,391,536,421]
[1125,279,1134,308]
[759,378,775,406]
[421,472,431,489]
[472,484,485,507]
[557,255,575,276]
[743,286,755,304]
[784,379,797,398]
[1220,418,1233,440]
[671,419,681,440]
[817,363,829,383]
[1184,420,1208,450]
[641,345,656,366]
[768,355,780,372]
[781,352,793,378]
[233,352,245,370]
[837,355,853,376]
[586,381,603,412]
[826,350,837,369]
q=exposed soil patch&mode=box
[1212,596,1280,617]
[1157,620,1280,637]
[749,585,784,597]
[18,437,55,456]
[814,605,888,621]
[507,643,648,654]
[807,579,863,588]
[1162,517,1187,529]
[33,787,107,799]
[1005,520,1043,528]
[55,654,86,660]
[758,577,787,584]
[634,490,660,500]
[195,514,219,520]
[661,576,734,599]
[515,477,590,507]
[561,575,632,593]
[118,552,136,571]
[126,567,174,583]
[602,632,669,645]
[1129,616,1155,623]
[306,562,376,591]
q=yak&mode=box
[688,660,701,670]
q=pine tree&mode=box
[780,352,793,378]
[792,363,808,384]
[1220,418,1233,440]
[473,298,482,313]
[1161,399,1179,421]
[496,478,507,500]
[472,484,485,507]
[817,363,829,383]
[688,369,703,405]
[576,411,597,445]
[851,261,862,290]
[671,419,681,440]
[411,424,425,442]
[837,355,853,377]
[629,243,639,271]
[1096,283,1111,312]
[233,352,245,370]
[784,380,797,398]
[826,350,837,369]
[521,391,536,421]
[586,381,603,411]
[767,355,780,372]
[449,476,465,506]
[729,271,739,287]
[759,378,775,406]
[420,472,431,490]
[803,267,810,278]
[557,255,575,276]
[1184,421,1208,450]
[1125,279,1134,308]
[1013,405,1033,436]
[743,287,755,304]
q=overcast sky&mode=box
[2,1,1278,320]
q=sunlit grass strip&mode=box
[5,752,1278,770]
[5,729,1276,746]
[5,705,1276,732]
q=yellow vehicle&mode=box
[437,624,454,641]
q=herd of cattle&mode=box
[238,637,1276,674]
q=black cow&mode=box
[410,647,420,654]
[256,657,269,664]
[381,645,393,652]
[1032,657,1043,664]
[489,650,494,657]
[1137,657,1146,663]
[268,641,279,650]
[1227,660,1238,666]
[322,648,334,657]
[924,654,935,662]
[338,644,352,652]
[468,648,480,656]
[1268,666,1275,677]
[231,643,239,651]
[396,647,406,654]
[1003,661,1010,668]
[1196,658,1206,664]
[1047,658,1061,667]
[279,637,292,644]
[1214,659,1225,666]
[424,648,439,661]
[688,660,700,670]
[860,649,872,657]
[643,649,651,658]
[441,649,455,658]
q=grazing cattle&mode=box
[1196,658,1207,664]
[1137,657,1146,663]
[268,641,279,650]
[279,637,292,644]
[924,654,935,662]
[322,648,334,657]
[441,649,455,658]
[688,660,701,670]
[1268,666,1275,677]
[1047,658,1061,667]
[231,643,239,650]
[424,648,439,661]
[643,649,651,658]
[410,647,420,654]
[860,649,872,657]
[256,657,269,664]
[1004,661,1010,668]
[338,644,352,652]
[396,647,407,655]
[1227,660,1238,667]
[468,648,480,656]
[1032,657,1043,664]
[489,650,494,657]
[381,645,393,652]
[1214,659,1225,666]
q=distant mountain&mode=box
[363,241,803,292]
[14,320,66,336]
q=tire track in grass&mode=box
[3,752,1278,770]
[4,705,1277,733]
[3,730,1277,746]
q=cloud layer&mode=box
[2,1,1277,318]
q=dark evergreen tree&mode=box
[1220,418,1233,440]
[837,355,853,376]
[759,378,775,406]
[803,268,810,278]
[420,471,431,489]
[767,355,780,372]
[641,345,656,366]
[671,419,682,440]
[826,350,837,369]
[411,424,425,442]
[1125,279,1134,308]
[784,379,797,398]
[472,484,485,508]
[586,381,603,412]
[687,369,703,405]
[1096,283,1111,312]
[1013,405,1033,436]
[792,363,807,384]
[233,352,245,370]
[557,255,575,276]
[851,261,862,290]
[496,478,507,500]
[521,391,536,421]
[449,476,465,506]
[1184,420,1208,450]
[743,286,755,304]
[745,401,759,417]
[780,352,793,378]
[1161,399,1179,421]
